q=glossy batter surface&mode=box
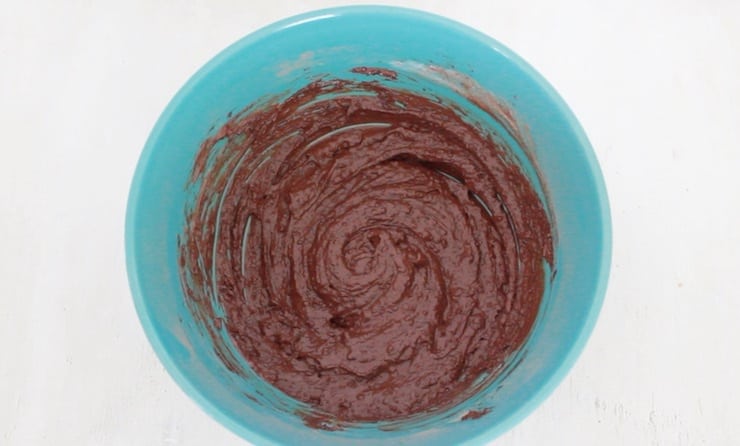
[179,77,553,422]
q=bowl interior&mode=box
[126,6,610,446]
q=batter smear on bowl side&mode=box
[179,74,553,422]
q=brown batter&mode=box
[179,74,553,423]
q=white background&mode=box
[2,0,739,444]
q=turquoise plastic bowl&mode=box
[126,6,610,445]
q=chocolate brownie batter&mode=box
[179,75,553,422]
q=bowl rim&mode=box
[125,5,612,445]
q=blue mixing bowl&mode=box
[126,6,611,445]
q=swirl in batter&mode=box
[179,76,553,422]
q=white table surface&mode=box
[2,1,739,444]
